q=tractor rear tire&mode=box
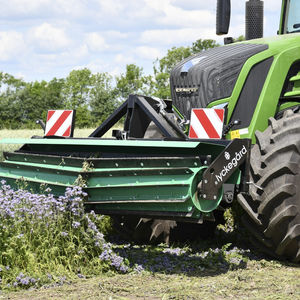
[237,110,300,262]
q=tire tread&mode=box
[238,110,300,261]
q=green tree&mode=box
[45,78,66,109]
[233,35,246,42]
[62,68,94,109]
[61,69,97,127]
[0,73,26,128]
[61,69,120,127]
[190,39,219,54]
[115,64,153,101]
[0,72,26,91]
[155,46,192,75]
[74,105,92,128]
[7,79,66,128]
[20,81,50,127]
[90,72,118,124]
[0,89,23,128]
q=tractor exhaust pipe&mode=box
[245,0,264,40]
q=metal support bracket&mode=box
[89,94,185,139]
[199,138,251,200]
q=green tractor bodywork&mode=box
[208,33,300,143]
[0,0,300,261]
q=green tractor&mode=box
[0,0,300,262]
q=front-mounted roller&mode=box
[0,133,251,224]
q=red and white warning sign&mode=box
[189,108,224,139]
[45,110,75,137]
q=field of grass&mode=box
[0,127,118,155]
[0,127,117,140]
[4,241,300,300]
[5,261,300,299]
[0,128,299,299]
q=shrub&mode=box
[0,182,129,291]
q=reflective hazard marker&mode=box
[189,108,224,139]
[45,110,75,137]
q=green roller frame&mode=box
[0,137,242,222]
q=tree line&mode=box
[0,39,219,129]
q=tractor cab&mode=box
[280,0,300,34]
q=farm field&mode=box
[0,127,111,141]
[3,252,300,299]
[0,127,116,154]
[0,128,299,299]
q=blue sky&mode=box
[0,0,282,82]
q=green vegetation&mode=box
[1,176,299,297]
[0,165,257,293]
[6,261,300,299]
[2,220,300,298]
[0,185,117,290]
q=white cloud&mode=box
[0,0,50,16]
[134,46,162,60]
[114,53,135,64]
[144,0,215,28]
[103,31,128,40]
[141,28,216,45]
[72,59,109,74]
[96,0,124,17]
[0,0,87,18]
[109,66,123,77]
[30,23,70,52]
[0,31,26,61]
[52,0,86,17]
[170,1,212,10]
[73,44,89,59]
[0,0,284,81]
[38,44,89,64]
[85,32,108,52]
[162,9,214,28]
[14,72,25,80]
[264,0,282,13]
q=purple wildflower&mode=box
[72,221,81,229]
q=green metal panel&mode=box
[0,138,203,148]
[205,33,300,143]
[0,138,234,221]
[241,35,300,142]
[0,138,227,159]
[278,102,300,112]
[284,72,300,97]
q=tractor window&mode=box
[286,0,300,33]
